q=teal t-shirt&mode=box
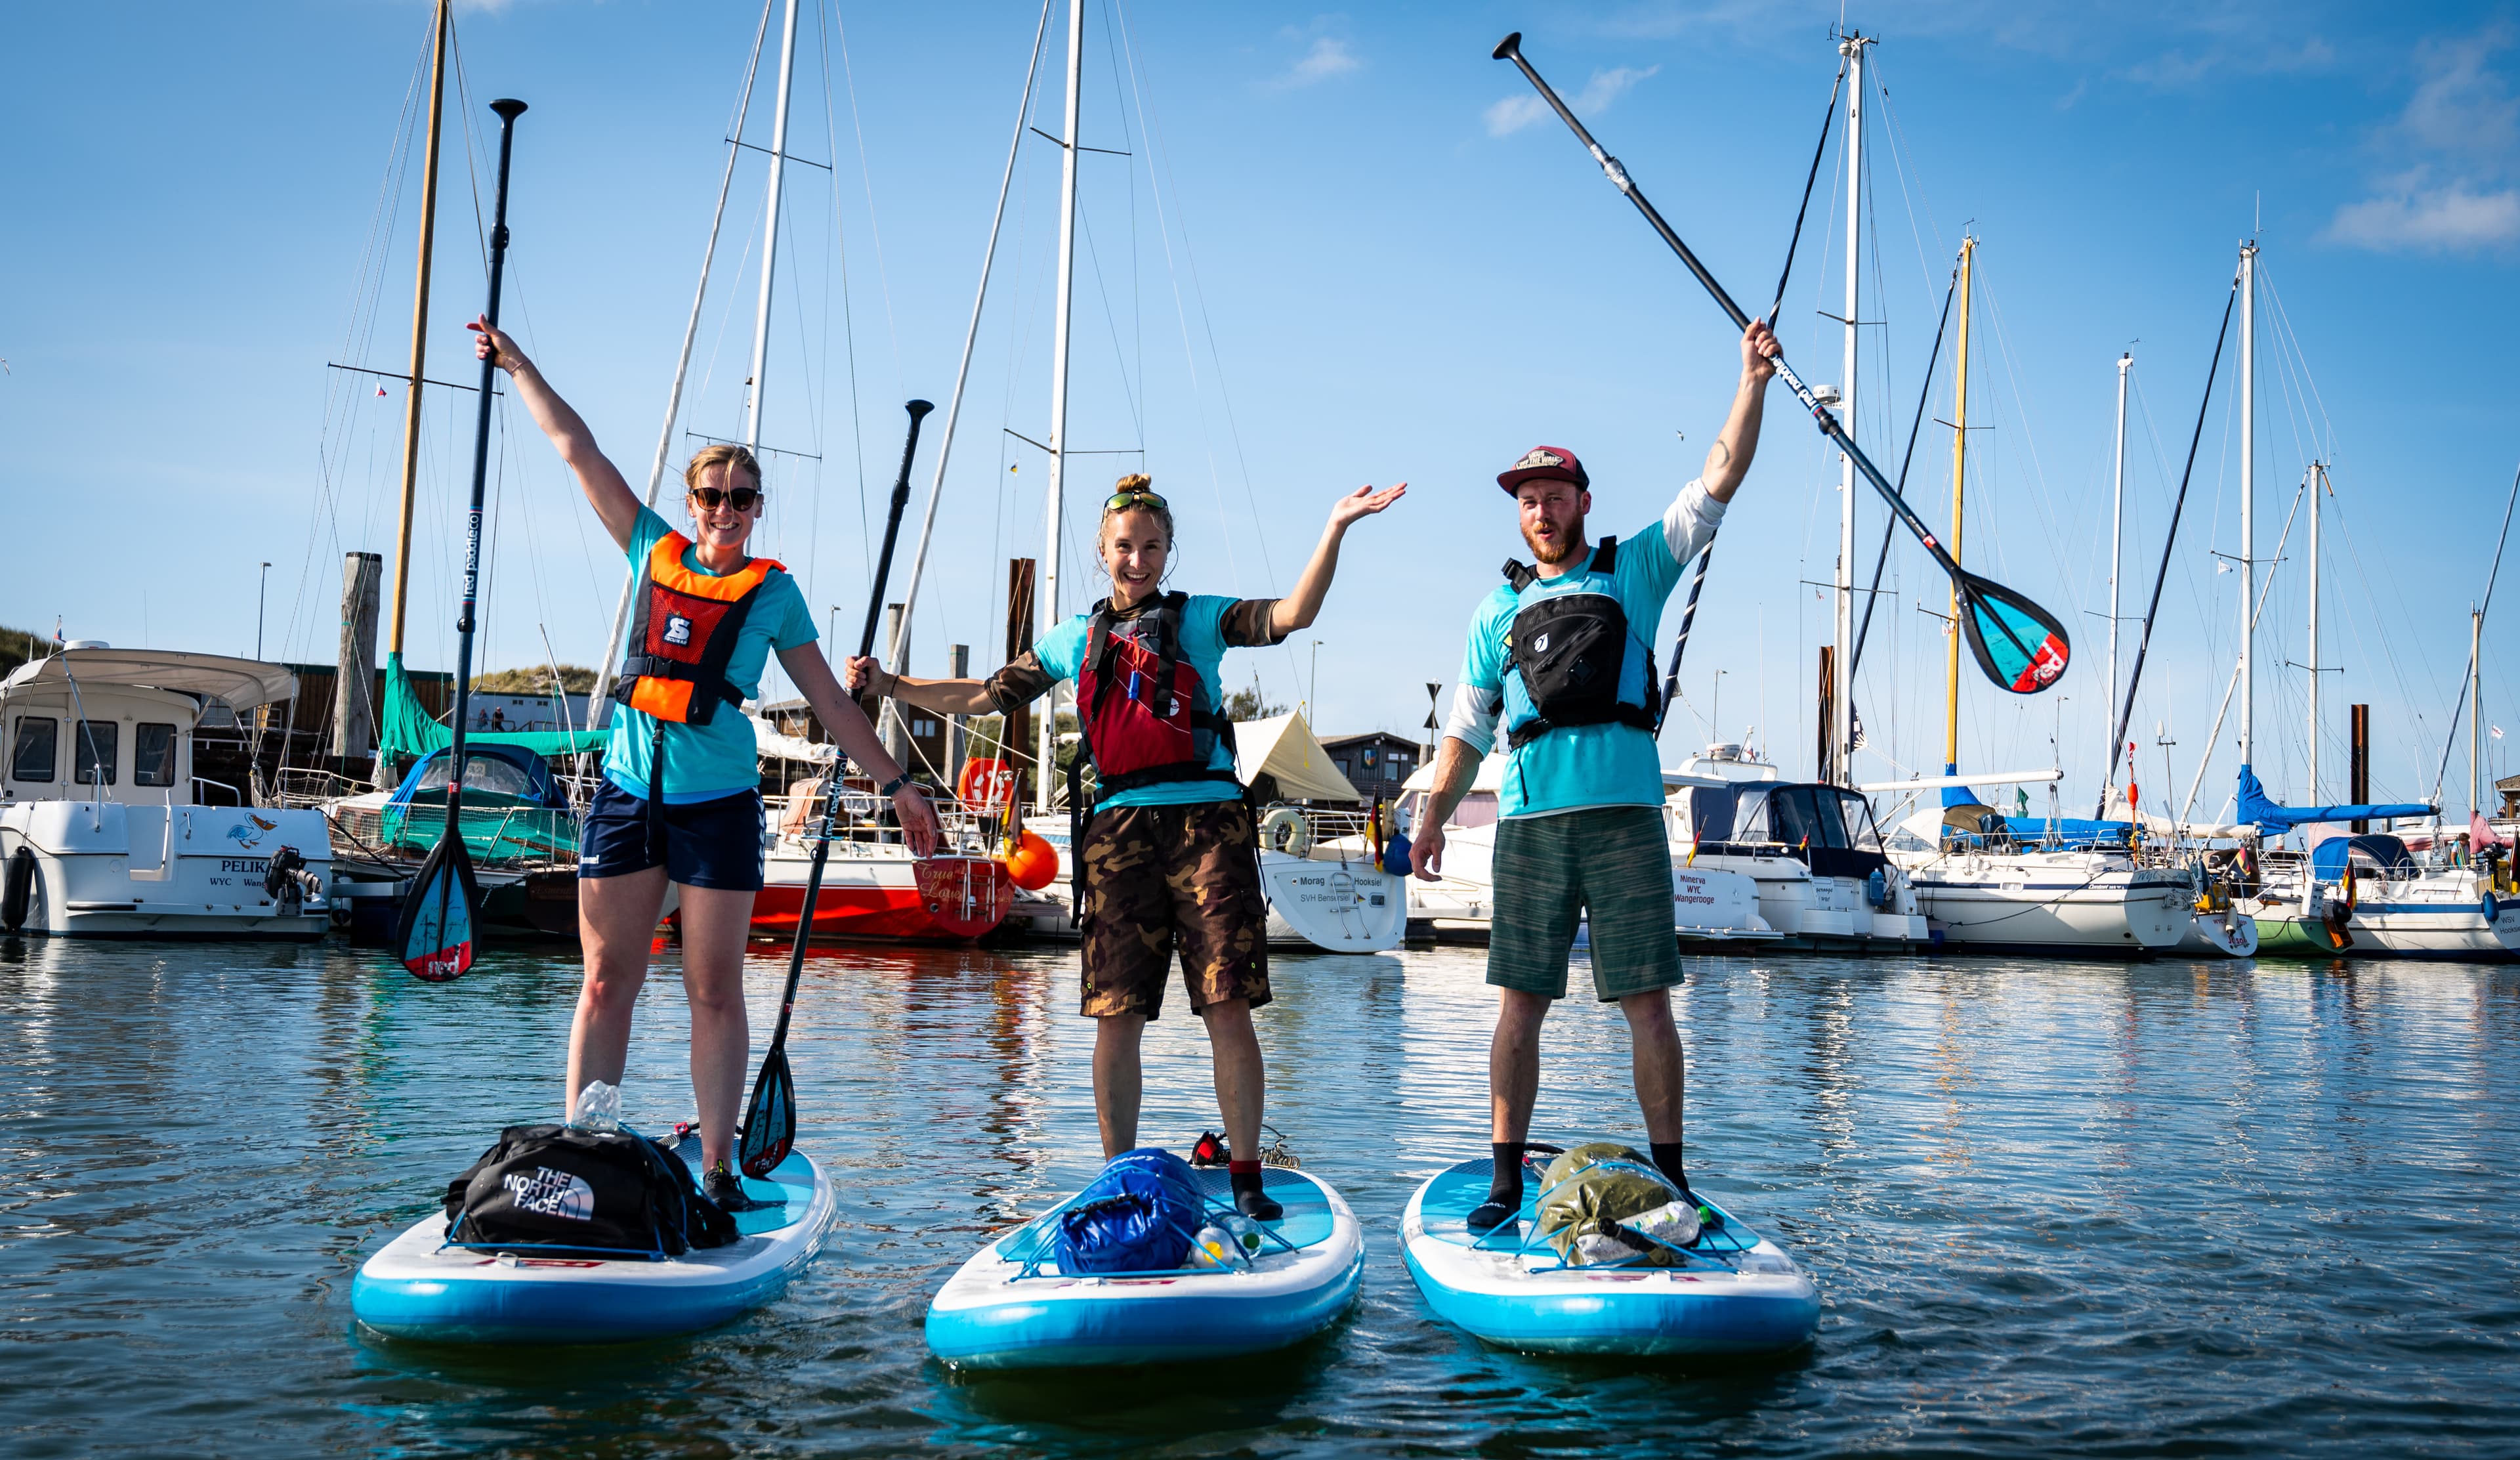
[605,507,818,803]
[1449,483,1723,818]
[1033,594,1244,811]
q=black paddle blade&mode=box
[1956,570,2071,695]
[737,1046,795,1179]
[392,833,480,983]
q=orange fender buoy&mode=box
[998,828,1059,891]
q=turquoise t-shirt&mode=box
[1033,594,1244,811]
[605,507,817,803]
[1448,482,1724,818]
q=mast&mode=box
[589,0,774,730]
[2307,461,2323,802]
[1830,31,1871,786]
[743,0,804,453]
[1943,234,1972,778]
[889,0,1055,691]
[2238,242,2257,792]
[2473,606,2485,822]
[2108,351,2130,802]
[1037,0,1084,812]
[383,0,450,662]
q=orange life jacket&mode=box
[612,532,786,727]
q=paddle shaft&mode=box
[1490,37,2003,612]
[443,98,528,842]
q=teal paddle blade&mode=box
[1958,572,2070,695]
[392,834,480,983]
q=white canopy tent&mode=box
[1233,712,1363,803]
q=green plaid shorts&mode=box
[1487,805,1681,1000]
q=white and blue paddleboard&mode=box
[927,1165,1364,1369]
[353,1141,831,1344]
[1401,1154,1818,1357]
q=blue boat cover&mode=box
[2310,834,2417,880]
[2236,764,2434,834]
[1055,1148,1200,1275]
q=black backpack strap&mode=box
[1082,599,1120,721]
[1590,536,1619,572]
[1150,592,1190,717]
[1502,558,1538,593]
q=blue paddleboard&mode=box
[926,1164,1364,1369]
[352,1139,831,1344]
[1401,1153,1818,1356]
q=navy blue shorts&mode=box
[579,779,766,891]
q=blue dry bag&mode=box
[1381,831,1412,876]
[1055,1148,1200,1275]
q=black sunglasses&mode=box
[690,485,763,511]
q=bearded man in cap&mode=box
[1413,317,1778,1231]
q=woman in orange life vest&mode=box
[845,473,1402,1220]
[470,316,940,1212]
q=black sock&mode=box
[1480,1142,1526,1210]
[1649,1142,1690,1197]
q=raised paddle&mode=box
[394,97,527,982]
[1490,34,2071,696]
[737,398,933,1178]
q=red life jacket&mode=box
[611,532,786,728]
[1072,591,1241,799]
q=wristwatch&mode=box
[877,773,912,798]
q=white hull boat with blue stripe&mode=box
[352,1145,830,1344]
[1401,1156,1818,1357]
[926,1165,1364,1368]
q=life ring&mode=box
[957,758,1017,811]
[2,846,34,933]
[1258,805,1312,858]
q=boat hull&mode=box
[1,801,332,939]
[1905,861,2192,958]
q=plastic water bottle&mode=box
[1221,1213,1265,1262]
[568,1080,625,1133]
[1189,1223,1248,1271]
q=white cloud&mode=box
[1283,36,1360,87]
[1485,64,1659,138]
[2326,27,2520,254]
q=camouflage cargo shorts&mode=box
[1078,798,1272,1020]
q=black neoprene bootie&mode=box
[1467,1142,1526,1232]
[704,1162,782,1214]
[1229,1162,1282,1222]
[1650,1142,1721,1232]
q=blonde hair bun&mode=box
[1113,471,1152,493]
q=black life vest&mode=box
[611,530,784,729]
[1494,536,1660,750]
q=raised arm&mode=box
[470,316,642,549]
[1700,316,1779,504]
[779,644,939,855]
[839,660,999,717]
[1269,483,1408,637]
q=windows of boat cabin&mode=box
[72,720,117,786]
[411,752,537,800]
[1834,789,1885,851]
[1678,786,1737,842]
[134,723,177,788]
[10,716,57,783]
[1448,791,1500,829]
[1765,785,1850,849]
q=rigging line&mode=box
[2257,264,2336,458]
[828,0,903,393]
[2428,459,2520,805]
[2330,492,2441,785]
[2103,274,2236,815]
[1850,249,1958,676]
[1973,263,2074,609]
[1766,58,1845,325]
[812,0,872,588]
[2177,460,2309,825]
[1113,0,1269,587]
[1101,0,1146,468]
[1864,53,1948,298]
[1076,205,1146,439]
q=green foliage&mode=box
[1225,683,1287,722]
[0,626,49,677]
[471,664,598,694]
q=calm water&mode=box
[4,933,2517,1457]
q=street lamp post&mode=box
[256,561,272,659]
[1310,640,1324,725]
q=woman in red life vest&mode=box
[845,473,1402,1220]
[472,316,940,1212]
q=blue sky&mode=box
[5,1,2517,817]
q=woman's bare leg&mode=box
[674,884,759,1172]
[568,867,671,1116]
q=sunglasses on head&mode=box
[690,485,762,511]
[1105,488,1167,513]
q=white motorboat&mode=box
[1,647,330,939]
[1664,746,1929,952]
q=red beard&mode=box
[1522,511,1587,565]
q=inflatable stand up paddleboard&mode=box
[927,1159,1363,1369]
[353,1137,832,1344]
[1402,1149,1818,1357]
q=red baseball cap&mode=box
[1497,444,1589,494]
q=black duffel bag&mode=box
[442,1123,740,1258]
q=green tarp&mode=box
[379,651,608,762]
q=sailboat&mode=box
[1877,238,2192,956]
